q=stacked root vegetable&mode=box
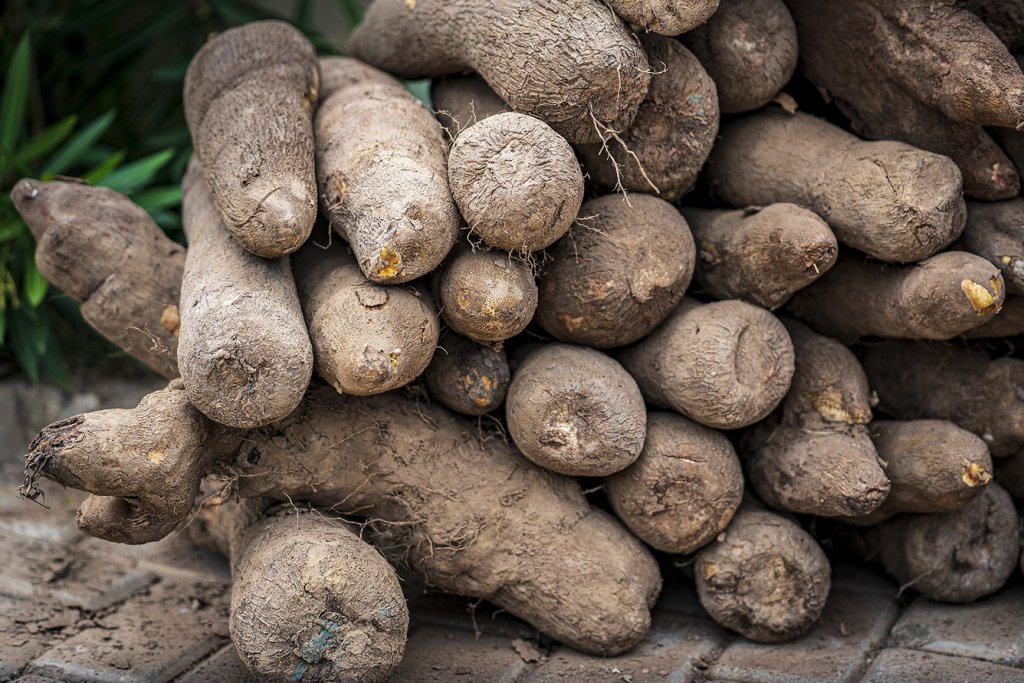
[13,0,1024,679]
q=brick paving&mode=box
[2,379,1024,681]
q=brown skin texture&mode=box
[966,295,1024,338]
[536,194,695,348]
[193,499,408,683]
[707,110,968,262]
[577,35,719,200]
[682,204,837,310]
[292,241,439,396]
[605,411,743,554]
[862,341,1024,458]
[960,199,1024,295]
[431,74,508,134]
[680,0,797,113]
[184,21,318,258]
[316,57,459,284]
[994,447,1024,499]
[10,179,184,379]
[843,420,992,527]
[863,484,1020,603]
[619,298,795,430]
[424,330,509,416]
[695,505,830,643]
[743,319,889,517]
[506,344,646,477]
[434,243,537,343]
[960,0,1024,50]
[449,112,583,253]
[605,0,719,35]
[347,0,651,144]
[178,160,313,428]
[786,0,1022,200]
[787,251,1005,343]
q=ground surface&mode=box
[3,377,1024,682]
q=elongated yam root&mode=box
[431,74,508,134]
[448,112,583,253]
[178,160,313,428]
[863,484,1020,603]
[619,298,794,429]
[293,242,439,396]
[578,35,719,199]
[316,57,459,284]
[604,0,718,35]
[434,244,537,343]
[707,110,966,262]
[606,411,742,553]
[961,0,1024,51]
[348,0,651,143]
[787,251,1004,343]
[11,179,184,379]
[536,194,695,348]
[843,420,992,526]
[424,331,509,415]
[861,341,1024,458]
[184,21,318,257]
[695,505,830,642]
[965,296,1024,338]
[506,344,646,476]
[683,204,837,310]
[680,0,797,113]
[193,498,408,682]
[960,199,1024,295]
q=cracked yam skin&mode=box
[682,204,837,310]
[448,112,583,253]
[184,21,319,257]
[577,35,719,200]
[292,241,439,396]
[506,344,646,477]
[193,498,408,682]
[11,179,184,379]
[787,251,1005,343]
[316,57,459,284]
[695,505,830,642]
[706,110,967,262]
[960,199,1024,295]
[605,411,743,554]
[619,298,795,430]
[681,0,797,113]
[178,159,313,428]
[604,0,719,35]
[536,194,695,348]
[424,330,509,416]
[348,0,651,143]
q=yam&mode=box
[960,199,1024,295]
[424,331,509,416]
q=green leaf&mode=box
[23,258,48,307]
[8,310,44,382]
[150,210,182,232]
[97,148,174,192]
[405,80,432,108]
[133,185,181,212]
[42,110,116,177]
[12,115,77,168]
[39,327,70,388]
[0,218,26,242]
[81,149,125,184]
[294,0,315,30]
[0,308,6,346]
[335,0,364,29]
[0,33,32,157]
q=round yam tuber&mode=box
[424,331,509,416]
[603,0,719,35]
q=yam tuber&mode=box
[424,331,509,416]
[603,0,719,35]
[960,199,1024,295]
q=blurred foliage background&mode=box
[0,0,366,385]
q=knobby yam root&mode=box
[178,160,313,428]
[786,0,1024,200]
[694,504,830,642]
[431,74,508,135]
[604,0,719,35]
[184,21,318,257]
[787,251,1004,343]
[862,341,1024,458]
[348,0,651,143]
[706,110,967,262]
[316,57,459,284]
[193,498,408,682]
[680,0,797,113]
[424,331,509,415]
[605,411,743,554]
[619,298,795,429]
[434,243,537,343]
[505,344,646,477]
[536,194,695,348]
[577,35,719,199]
[683,204,837,310]
[843,420,992,526]
[293,242,439,396]
[960,199,1024,295]
[448,112,583,253]
[743,319,889,517]
[862,483,1020,603]
[11,179,184,378]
